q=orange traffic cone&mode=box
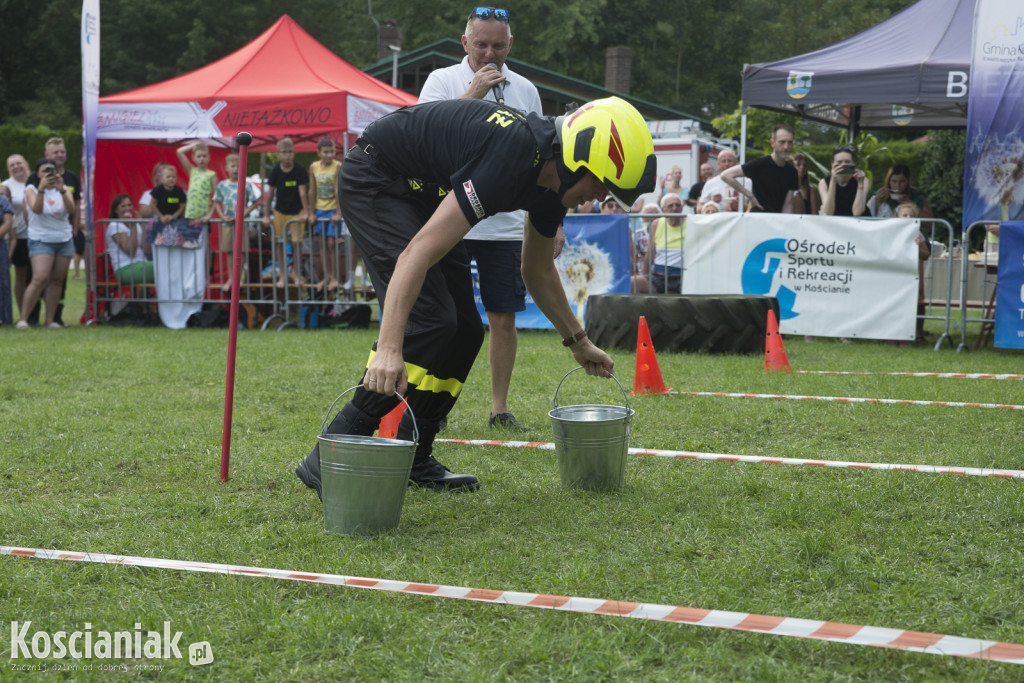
[633,316,672,394]
[764,309,791,372]
[378,402,407,439]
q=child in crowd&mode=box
[895,202,931,261]
[308,137,342,291]
[262,138,310,288]
[138,162,172,220]
[214,153,261,292]
[894,201,931,345]
[147,166,202,248]
[177,141,217,227]
[149,166,186,226]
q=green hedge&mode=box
[0,124,83,171]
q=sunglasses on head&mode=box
[470,6,510,21]
[833,145,854,154]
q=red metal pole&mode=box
[220,132,253,482]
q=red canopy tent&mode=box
[94,15,416,222]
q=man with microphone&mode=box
[417,6,544,433]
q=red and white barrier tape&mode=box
[795,371,1024,381]
[437,439,1024,480]
[3,545,1022,665]
[674,391,1024,411]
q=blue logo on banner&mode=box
[742,239,799,320]
[995,222,1024,348]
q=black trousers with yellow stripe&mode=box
[328,139,485,451]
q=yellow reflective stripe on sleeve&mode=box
[365,350,465,397]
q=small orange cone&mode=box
[764,309,791,372]
[633,316,672,395]
[377,402,407,439]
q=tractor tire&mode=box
[584,294,779,354]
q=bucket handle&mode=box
[553,366,631,415]
[320,386,419,445]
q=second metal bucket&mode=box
[548,367,634,491]
[317,387,419,536]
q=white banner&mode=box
[81,0,99,229]
[683,213,920,340]
[97,101,226,139]
[346,95,403,136]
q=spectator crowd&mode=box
[2,126,939,336]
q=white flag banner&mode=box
[346,94,402,136]
[97,101,227,139]
[683,213,920,340]
[81,0,99,229]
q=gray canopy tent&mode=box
[739,0,973,148]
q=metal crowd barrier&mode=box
[86,217,377,330]
[629,210,686,295]
[916,217,957,351]
[956,221,1001,352]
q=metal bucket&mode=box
[548,367,634,491]
[317,387,419,536]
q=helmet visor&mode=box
[603,153,657,209]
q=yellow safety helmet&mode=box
[556,96,656,207]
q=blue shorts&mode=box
[313,209,341,237]
[28,238,75,259]
[465,239,526,313]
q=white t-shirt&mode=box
[2,178,28,238]
[418,56,543,241]
[699,176,752,211]
[105,221,147,272]
[25,184,72,242]
[139,189,153,209]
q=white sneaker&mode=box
[47,322,63,329]
[15,321,30,330]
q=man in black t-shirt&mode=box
[720,124,799,213]
[296,97,656,497]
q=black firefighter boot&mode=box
[295,401,381,500]
[398,413,479,492]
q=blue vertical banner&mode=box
[81,0,100,233]
[995,222,1024,348]
[963,2,1024,227]
[471,214,631,329]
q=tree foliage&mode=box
[1,0,918,128]
[918,129,966,231]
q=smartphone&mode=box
[841,163,856,174]
[42,166,56,177]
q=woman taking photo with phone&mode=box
[867,164,933,218]
[818,146,870,217]
[15,158,75,329]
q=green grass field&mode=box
[2,274,1023,681]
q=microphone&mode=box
[487,63,505,105]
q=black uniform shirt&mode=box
[361,99,566,237]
